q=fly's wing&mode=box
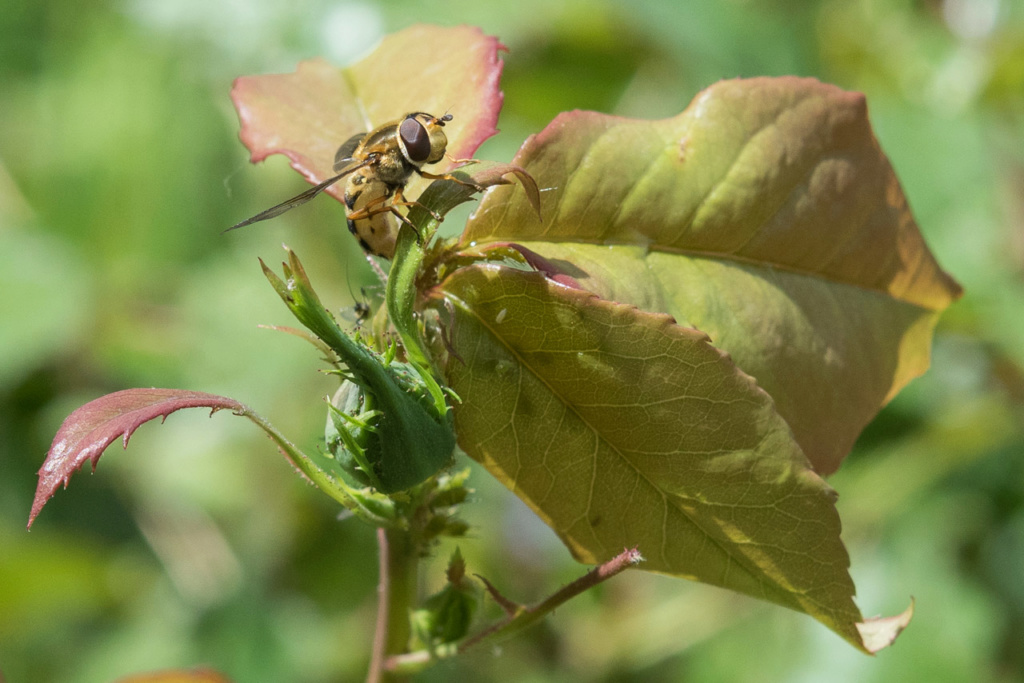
[334,133,366,172]
[225,160,371,233]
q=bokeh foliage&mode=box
[1,0,1022,681]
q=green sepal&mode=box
[263,249,456,493]
[325,380,384,490]
[410,548,479,649]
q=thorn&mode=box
[474,574,521,615]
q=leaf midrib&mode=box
[444,279,805,609]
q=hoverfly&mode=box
[227,112,479,259]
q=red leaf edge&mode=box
[29,389,245,528]
[229,26,506,204]
[115,667,233,683]
[114,666,234,682]
[443,27,506,162]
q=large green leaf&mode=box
[231,24,504,205]
[459,77,961,475]
[429,265,879,649]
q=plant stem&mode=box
[366,528,389,683]
[368,526,419,683]
[385,548,643,672]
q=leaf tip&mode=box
[856,597,915,654]
[27,498,45,529]
[502,243,586,290]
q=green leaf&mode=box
[459,76,962,475]
[429,265,875,649]
[231,24,504,206]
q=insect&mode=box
[352,300,371,326]
[227,112,479,259]
[341,291,373,329]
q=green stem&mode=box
[386,221,433,368]
[385,222,449,420]
[238,406,396,527]
[368,523,421,682]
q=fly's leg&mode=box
[388,186,443,223]
[347,192,424,242]
[416,168,485,193]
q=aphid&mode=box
[227,112,479,258]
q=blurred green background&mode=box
[2,0,1023,681]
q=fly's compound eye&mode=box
[399,117,431,163]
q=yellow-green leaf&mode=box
[460,76,961,475]
[430,265,874,649]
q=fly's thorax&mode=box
[373,151,417,186]
[345,173,398,259]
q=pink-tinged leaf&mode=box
[458,76,961,476]
[29,389,244,528]
[114,668,233,683]
[232,24,504,205]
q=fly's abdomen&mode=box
[345,173,399,259]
